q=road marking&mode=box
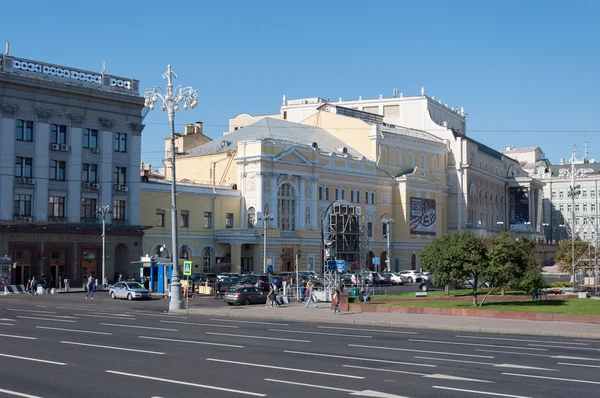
[343,365,494,383]
[475,349,550,357]
[414,356,557,371]
[206,332,310,343]
[350,391,411,397]
[557,362,600,369]
[0,387,43,398]
[455,335,589,346]
[126,312,187,319]
[284,350,436,367]
[74,313,137,320]
[527,343,600,351]
[349,344,494,358]
[0,323,14,326]
[553,355,600,362]
[60,341,164,354]
[106,370,266,396]
[0,333,36,340]
[160,320,239,328]
[432,386,532,398]
[16,316,76,323]
[139,336,244,348]
[264,378,355,392]
[0,352,66,366]
[317,326,417,334]
[0,318,15,321]
[502,372,600,385]
[36,326,113,335]
[270,329,373,338]
[409,339,547,351]
[100,323,178,331]
[207,358,363,379]
[7,308,57,314]
[209,318,288,326]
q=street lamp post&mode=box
[296,250,302,302]
[96,205,112,289]
[383,217,395,273]
[260,214,273,274]
[144,65,198,311]
[568,183,581,288]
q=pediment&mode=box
[274,148,313,165]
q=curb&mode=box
[169,308,600,340]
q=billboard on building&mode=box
[509,187,530,232]
[410,197,437,235]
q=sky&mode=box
[2,0,599,167]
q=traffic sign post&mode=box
[183,261,192,276]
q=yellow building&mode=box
[149,105,449,273]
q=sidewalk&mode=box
[173,302,600,339]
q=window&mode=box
[51,124,67,145]
[371,192,376,205]
[114,132,127,152]
[567,204,572,212]
[559,204,564,212]
[50,160,66,181]
[583,204,588,212]
[576,204,580,212]
[14,194,32,216]
[382,222,388,239]
[82,164,97,182]
[551,191,556,199]
[319,186,331,201]
[81,198,97,219]
[48,196,65,218]
[180,210,189,228]
[592,204,596,212]
[335,188,346,201]
[583,189,588,198]
[204,212,212,229]
[225,213,234,228]
[247,207,256,228]
[202,248,211,271]
[16,119,33,142]
[559,190,564,199]
[155,209,165,227]
[15,157,33,178]
[113,166,127,185]
[113,200,126,220]
[277,183,295,231]
[575,218,580,225]
[367,222,373,239]
[83,128,98,149]
[592,190,596,198]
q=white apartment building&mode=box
[0,53,146,286]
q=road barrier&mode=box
[4,285,26,294]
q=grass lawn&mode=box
[373,299,600,315]
[374,289,526,299]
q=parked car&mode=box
[109,282,151,300]
[224,286,267,306]
[378,273,392,285]
[217,277,241,294]
[390,273,405,285]
[399,270,422,283]
[367,272,382,284]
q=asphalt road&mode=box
[0,292,598,398]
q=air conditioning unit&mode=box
[18,177,26,184]
[23,217,33,223]
[60,144,70,152]
[92,183,99,190]
[92,148,100,154]
[82,182,90,188]
[51,143,59,151]
[120,185,128,192]
[27,179,35,185]
[113,184,121,191]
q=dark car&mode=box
[224,286,267,306]
[217,277,240,294]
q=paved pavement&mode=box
[0,292,599,398]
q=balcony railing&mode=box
[281,231,296,238]
[217,228,259,236]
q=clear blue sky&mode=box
[2,0,599,166]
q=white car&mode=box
[399,270,422,283]
[390,273,406,285]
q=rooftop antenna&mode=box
[101,60,106,76]
[5,41,9,55]
[584,141,589,161]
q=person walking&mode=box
[304,281,318,309]
[31,276,38,296]
[85,275,94,299]
[26,278,32,296]
[214,279,222,299]
[332,287,342,315]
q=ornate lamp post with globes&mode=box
[144,65,198,310]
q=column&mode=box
[128,124,143,225]
[298,176,306,230]
[311,177,318,230]
[230,243,242,274]
[67,116,84,222]
[256,171,264,226]
[34,109,53,221]
[270,173,279,223]
[0,105,18,218]
[99,118,114,223]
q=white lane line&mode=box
[36,326,113,335]
[502,372,600,385]
[409,339,547,351]
[7,308,57,314]
[343,365,427,377]
[0,333,36,340]
[264,378,355,393]
[0,323,14,326]
[106,370,266,396]
[350,391,412,397]
[0,387,43,398]
[35,305,47,308]
[207,358,364,379]
[477,349,600,362]
[557,362,600,369]
[78,312,135,318]
[0,352,66,366]
[527,343,600,351]
[206,332,310,343]
[270,329,372,338]
[209,318,288,326]
[553,355,600,362]
[100,323,178,331]
[60,341,164,355]
[126,312,188,319]
[413,356,557,371]
[455,335,589,346]
[349,344,494,358]
[284,350,436,368]
[160,320,239,328]
[345,364,493,383]
[16,316,76,323]
[317,326,417,334]
[139,336,244,348]
[73,313,136,320]
[432,386,532,398]
[0,318,15,321]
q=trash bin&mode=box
[351,287,360,296]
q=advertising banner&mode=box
[410,197,437,235]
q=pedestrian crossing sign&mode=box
[183,261,192,276]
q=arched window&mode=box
[408,152,414,168]
[421,154,427,169]
[395,150,401,166]
[179,247,189,259]
[277,183,296,231]
[263,202,269,216]
[381,147,388,164]
[247,207,256,228]
[469,183,477,224]
[202,248,211,271]
[432,155,438,172]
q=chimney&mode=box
[195,121,203,135]
[184,123,194,135]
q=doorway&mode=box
[13,249,33,285]
[50,250,66,289]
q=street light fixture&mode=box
[568,184,582,288]
[144,65,198,311]
[259,213,273,274]
[296,249,302,302]
[383,217,395,273]
[96,205,112,289]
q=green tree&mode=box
[554,238,590,274]
[420,232,487,306]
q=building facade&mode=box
[0,53,146,286]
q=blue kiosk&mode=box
[137,256,173,295]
